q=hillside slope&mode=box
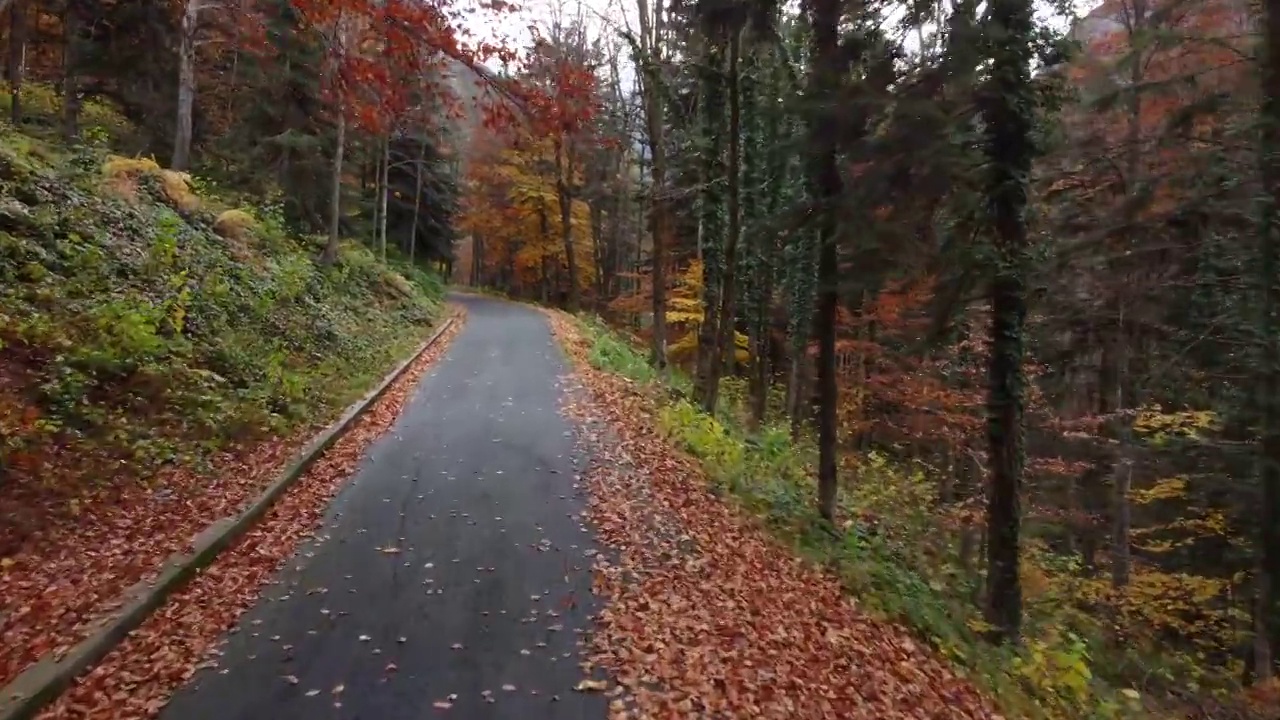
[0,127,446,685]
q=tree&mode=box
[980,0,1037,643]
[1258,0,1280,679]
[805,0,844,524]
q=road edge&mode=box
[0,313,459,720]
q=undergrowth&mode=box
[569,315,1161,720]
[0,125,444,543]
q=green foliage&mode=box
[0,128,444,484]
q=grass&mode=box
[567,314,1159,720]
[0,121,445,522]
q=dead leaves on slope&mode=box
[542,309,1001,720]
[33,313,465,720]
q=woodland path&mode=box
[161,295,607,719]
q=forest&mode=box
[455,0,1280,716]
[1,0,1279,716]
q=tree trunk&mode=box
[7,0,25,125]
[980,0,1036,644]
[320,110,346,265]
[556,139,579,312]
[409,135,427,265]
[635,0,668,369]
[61,0,81,142]
[695,36,726,412]
[1258,0,1280,678]
[1111,456,1132,589]
[171,0,199,170]
[808,0,843,524]
[378,135,390,262]
[709,29,744,414]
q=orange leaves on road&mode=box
[544,310,1001,719]
[32,313,464,720]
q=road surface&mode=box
[162,295,607,720]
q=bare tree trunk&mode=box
[408,135,427,265]
[635,0,668,369]
[7,0,25,125]
[378,135,390,262]
[1111,456,1132,589]
[556,138,579,311]
[321,110,346,265]
[172,0,200,170]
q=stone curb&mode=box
[0,314,458,720]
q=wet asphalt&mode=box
[161,294,607,720]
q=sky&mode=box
[457,0,1105,85]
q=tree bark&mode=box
[980,0,1036,644]
[7,0,25,125]
[1258,0,1280,678]
[556,138,579,312]
[636,0,668,370]
[1111,456,1132,589]
[409,135,427,264]
[171,0,200,170]
[378,135,390,262]
[61,0,82,142]
[321,110,346,265]
[709,29,744,414]
[807,0,843,524]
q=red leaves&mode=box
[543,310,1002,720]
[23,315,463,720]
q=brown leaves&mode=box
[31,313,464,720]
[542,310,1002,720]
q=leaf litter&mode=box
[542,310,1001,720]
[31,312,464,719]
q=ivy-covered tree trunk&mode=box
[695,38,727,412]
[980,0,1036,644]
[742,50,774,428]
[807,0,843,523]
[1258,0,1280,678]
[710,29,745,414]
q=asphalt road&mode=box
[162,295,607,720]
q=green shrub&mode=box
[0,127,446,484]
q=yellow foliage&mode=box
[1133,405,1221,444]
[1129,475,1188,505]
[101,155,200,212]
[458,136,596,295]
[213,209,257,242]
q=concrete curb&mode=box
[0,314,459,720]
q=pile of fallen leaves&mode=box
[542,309,1002,720]
[30,311,464,720]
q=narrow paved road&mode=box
[163,295,606,720]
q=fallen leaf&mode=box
[575,679,609,692]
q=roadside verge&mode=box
[0,310,463,720]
